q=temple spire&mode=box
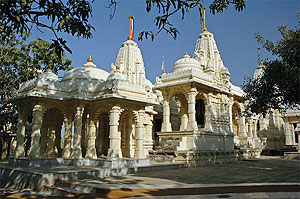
[128,16,134,40]
[257,48,261,65]
[162,56,166,74]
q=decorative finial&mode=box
[257,48,261,65]
[46,64,51,72]
[200,7,207,32]
[185,52,188,55]
[162,56,166,74]
[116,64,120,71]
[128,16,134,40]
[87,55,93,62]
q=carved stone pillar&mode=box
[253,120,258,137]
[62,113,73,158]
[247,118,253,137]
[134,110,145,159]
[283,119,293,145]
[71,106,84,159]
[187,88,198,131]
[228,101,233,134]
[239,115,247,137]
[85,119,97,159]
[161,95,172,132]
[15,108,26,158]
[180,114,188,131]
[28,104,43,158]
[46,120,57,158]
[107,106,122,159]
[40,119,49,157]
[205,93,213,132]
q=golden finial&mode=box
[185,52,188,55]
[162,56,166,74]
[128,16,134,40]
[203,7,207,32]
[116,65,120,70]
[87,55,93,62]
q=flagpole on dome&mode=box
[162,56,166,74]
[128,16,134,40]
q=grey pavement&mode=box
[1,156,299,198]
[133,156,300,185]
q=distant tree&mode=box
[243,18,300,114]
[0,32,72,159]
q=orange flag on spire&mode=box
[128,16,134,40]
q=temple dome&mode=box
[62,58,109,81]
[38,70,59,81]
[172,53,201,72]
[107,69,125,80]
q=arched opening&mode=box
[196,99,205,128]
[174,94,188,131]
[119,110,136,158]
[42,107,64,158]
[232,103,241,136]
[96,112,109,157]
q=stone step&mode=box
[1,162,186,191]
[43,185,88,196]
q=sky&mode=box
[33,0,300,87]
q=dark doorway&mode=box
[196,99,205,127]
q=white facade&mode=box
[10,28,277,164]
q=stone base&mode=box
[8,157,150,168]
[175,150,237,167]
[236,148,262,160]
[0,161,185,191]
[283,152,300,160]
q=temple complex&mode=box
[7,16,299,167]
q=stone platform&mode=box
[283,152,300,160]
[8,157,150,168]
[0,158,185,191]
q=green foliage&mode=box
[138,0,246,40]
[243,18,300,114]
[0,0,94,56]
[0,31,72,137]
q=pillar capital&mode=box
[33,104,43,112]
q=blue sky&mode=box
[34,0,300,87]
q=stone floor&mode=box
[133,156,300,184]
[0,156,299,198]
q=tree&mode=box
[0,32,72,159]
[1,0,246,53]
[0,0,94,56]
[243,18,300,114]
[112,0,246,40]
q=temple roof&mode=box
[172,53,201,73]
[62,59,109,82]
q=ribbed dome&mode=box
[62,67,109,81]
[38,70,59,81]
[172,53,201,72]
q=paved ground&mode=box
[1,156,299,198]
[133,156,300,184]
